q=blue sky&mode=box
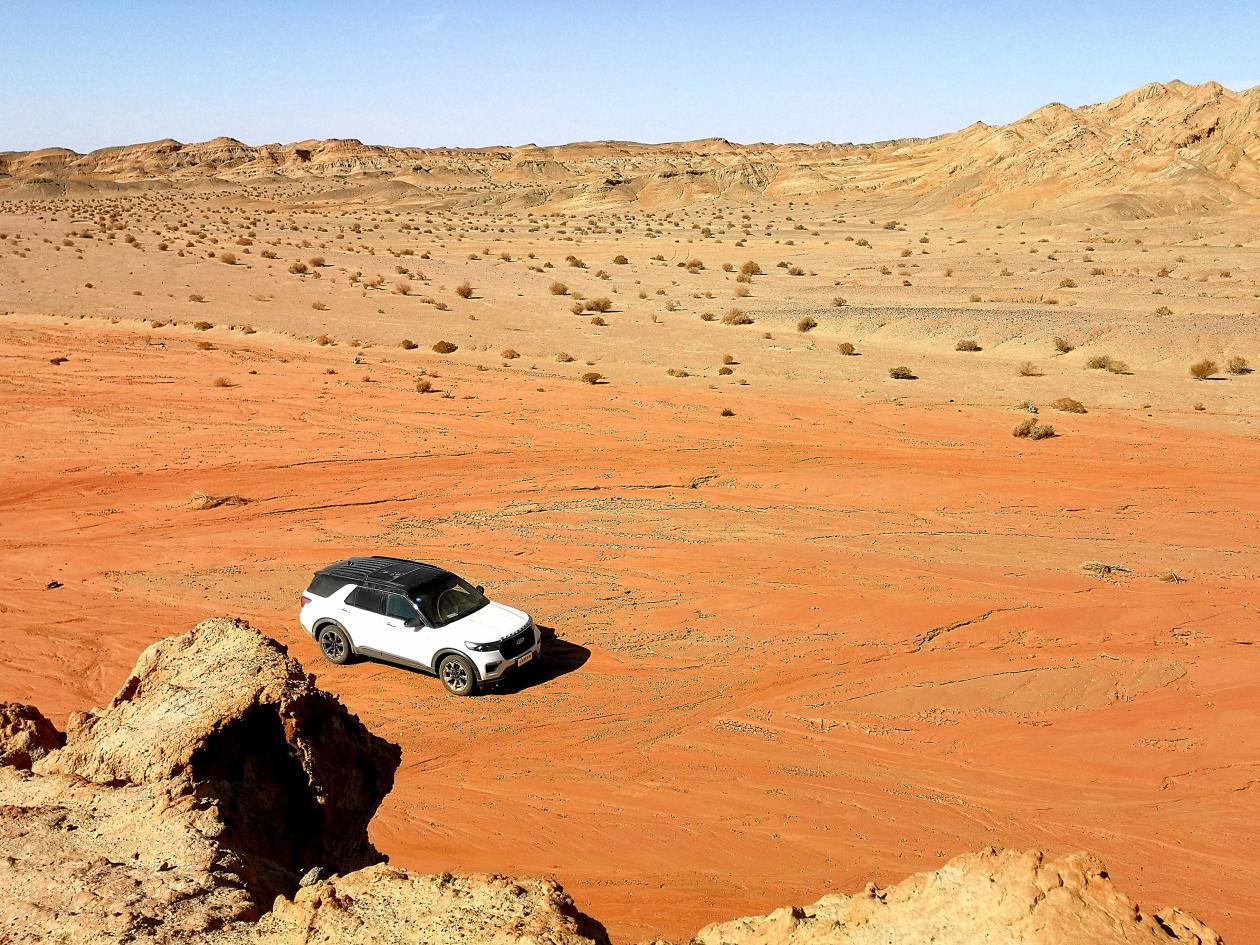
[2,0,1257,152]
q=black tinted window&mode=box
[346,586,386,614]
[306,575,345,598]
[385,594,420,621]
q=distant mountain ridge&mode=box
[2,80,1257,216]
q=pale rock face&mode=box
[691,849,1221,945]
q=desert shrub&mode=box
[888,366,916,380]
[722,308,753,325]
[720,407,735,417]
[289,262,308,275]
[314,334,333,346]
[1086,355,1114,370]
[1013,418,1056,440]
[394,280,412,295]
[968,293,982,302]
[311,301,328,311]
[797,316,818,332]
[666,368,689,377]
[189,491,248,510]
[590,316,607,326]
[1106,360,1129,374]
[501,348,520,359]
[414,377,433,393]
[956,338,981,352]
[549,281,569,295]
[1058,278,1076,288]
[400,339,418,350]
[581,372,602,384]
[571,302,586,315]
[455,281,473,298]
[193,320,213,330]
[432,340,458,354]
[212,376,232,388]
[1226,355,1249,375]
[1051,397,1087,413]
[1053,336,1074,354]
[1154,306,1172,316]
[718,366,733,375]
[586,297,612,313]
[613,254,629,265]
[556,352,574,362]
[309,256,325,267]
[1189,359,1217,380]
[787,266,805,276]
[189,294,205,303]
[739,260,763,277]
[838,342,856,356]
[219,252,237,265]
[1018,361,1042,376]
[685,259,704,273]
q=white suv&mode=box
[299,556,540,696]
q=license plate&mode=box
[517,651,534,667]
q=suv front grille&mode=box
[498,623,534,659]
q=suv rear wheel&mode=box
[438,654,478,696]
[317,624,353,665]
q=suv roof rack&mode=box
[315,556,450,594]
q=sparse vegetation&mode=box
[1051,397,1087,414]
[888,366,916,380]
[1189,359,1217,380]
[1226,355,1249,375]
[722,308,753,326]
[455,281,473,298]
[955,339,981,352]
[1012,417,1056,440]
[432,340,458,353]
[580,371,602,384]
[796,316,817,332]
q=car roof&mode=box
[315,556,452,594]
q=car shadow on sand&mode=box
[490,624,590,695]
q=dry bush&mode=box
[586,297,612,313]
[1053,336,1074,354]
[314,334,333,346]
[193,320,213,330]
[414,377,433,393]
[455,281,473,299]
[1051,397,1087,413]
[394,280,412,295]
[722,354,737,364]
[1017,361,1042,377]
[212,376,233,388]
[888,366,916,380]
[718,366,733,375]
[720,407,735,417]
[955,338,981,352]
[556,352,575,362]
[289,262,308,275]
[613,255,629,265]
[1226,355,1249,375]
[311,301,328,311]
[581,372,602,384]
[968,293,982,303]
[1189,359,1217,380]
[189,294,205,303]
[1012,417,1056,440]
[685,259,704,273]
[590,316,607,326]
[400,339,418,349]
[549,281,569,295]
[571,302,586,315]
[797,316,818,332]
[309,256,325,267]
[739,261,762,277]
[1058,278,1076,288]
[1154,305,1172,316]
[219,252,236,265]
[189,491,248,510]
[838,342,856,356]
[787,266,805,276]
[1086,355,1114,370]
[666,368,689,377]
[722,308,753,326]
[501,348,520,359]
[196,340,214,350]
[432,340,458,354]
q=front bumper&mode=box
[475,638,542,682]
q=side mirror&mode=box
[405,618,425,629]
[476,585,484,594]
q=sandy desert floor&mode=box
[1,194,1258,942]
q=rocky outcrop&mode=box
[0,701,63,769]
[692,849,1221,945]
[0,620,1223,944]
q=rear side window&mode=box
[306,575,345,598]
[346,586,387,614]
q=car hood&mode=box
[449,601,529,643]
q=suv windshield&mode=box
[413,575,489,628]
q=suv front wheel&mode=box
[317,625,353,665]
[438,654,479,696]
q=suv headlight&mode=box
[465,641,499,652]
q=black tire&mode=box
[438,654,479,696]
[317,624,353,665]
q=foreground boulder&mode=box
[0,619,1222,945]
[36,617,401,907]
[692,849,1221,945]
[0,701,63,769]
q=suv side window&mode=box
[307,575,344,598]
[346,586,386,614]
[385,594,421,622]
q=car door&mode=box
[380,593,438,669]
[341,586,389,656]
